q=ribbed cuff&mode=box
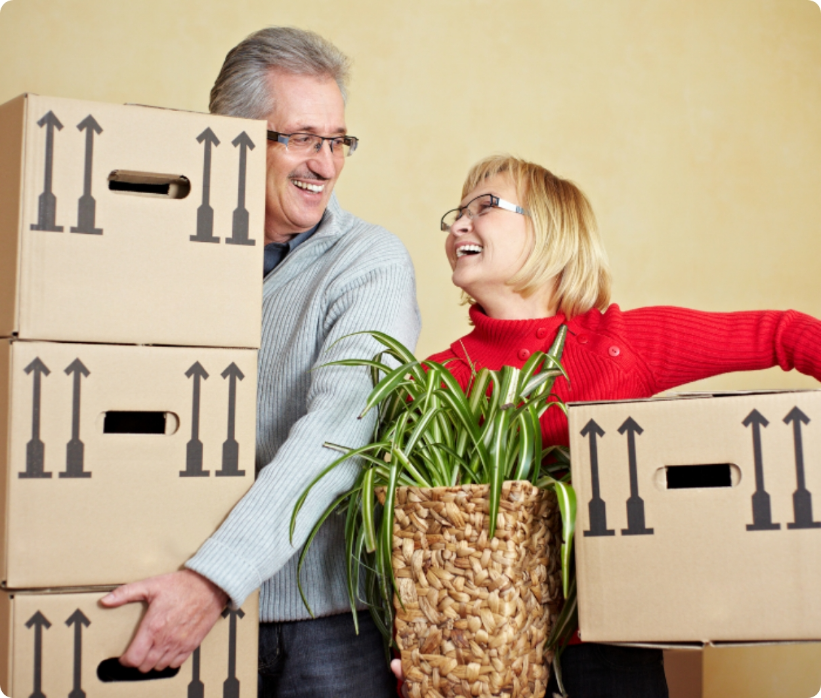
[186,538,262,609]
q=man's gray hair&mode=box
[210,27,351,119]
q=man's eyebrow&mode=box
[291,124,348,135]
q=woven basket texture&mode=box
[391,481,562,698]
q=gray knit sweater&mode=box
[187,195,421,622]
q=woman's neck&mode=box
[472,286,556,320]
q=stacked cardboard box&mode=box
[568,390,821,647]
[0,93,265,696]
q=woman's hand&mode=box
[390,659,408,698]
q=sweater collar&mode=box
[450,304,568,369]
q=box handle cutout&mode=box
[108,170,190,199]
[97,658,179,682]
[102,411,179,435]
[660,463,740,490]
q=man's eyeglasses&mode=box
[267,130,359,158]
[440,194,528,232]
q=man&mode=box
[101,27,420,697]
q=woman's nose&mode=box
[450,212,472,235]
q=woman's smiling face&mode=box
[445,173,532,304]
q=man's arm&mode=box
[102,233,420,670]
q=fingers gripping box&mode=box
[0,589,258,698]
[0,339,257,589]
[568,390,821,643]
[0,93,264,348]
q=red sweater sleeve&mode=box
[619,306,821,394]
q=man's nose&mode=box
[308,139,337,177]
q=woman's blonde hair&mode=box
[461,155,612,318]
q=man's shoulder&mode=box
[327,202,412,265]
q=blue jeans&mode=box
[546,643,669,698]
[258,611,395,698]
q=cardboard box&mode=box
[568,390,821,643]
[0,93,265,348]
[0,588,258,698]
[0,339,257,589]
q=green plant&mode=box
[290,327,578,666]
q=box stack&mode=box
[568,390,821,647]
[0,93,265,696]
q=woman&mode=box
[394,154,821,697]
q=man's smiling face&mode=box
[263,70,347,244]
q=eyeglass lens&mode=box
[441,194,494,231]
[287,133,356,157]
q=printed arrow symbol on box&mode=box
[31,111,64,233]
[580,419,615,537]
[784,406,821,530]
[66,609,91,698]
[217,363,246,477]
[26,611,51,698]
[187,647,204,698]
[226,132,256,247]
[62,359,91,479]
[617,417,653,536]
[221,607,245,698]
[192,128,221,243]
[743,409,780,531]
[181,362,210,477]
[71,115,103,235]
[21,358,52,479]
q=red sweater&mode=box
[427,303,821,447]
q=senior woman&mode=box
[394,154,821,697]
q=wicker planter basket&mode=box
[389,480,563,698]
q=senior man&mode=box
[101,27,420,697]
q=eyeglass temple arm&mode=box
[495,197,527,215]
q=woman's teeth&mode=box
[292,180,324,193]
[456,244,483,258]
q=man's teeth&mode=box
[456,244,483,258]
[292,180,324,193]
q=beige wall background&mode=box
[2,0,821,695]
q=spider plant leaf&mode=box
[468,367,492,406]
[291,441,388,543]
[536,399,569,420]
[517,350,547,396]
[361,330,418,364]
[497,365,520,409]
[343,477,364,631]
[551,649,569,698]
[533,326,569,398]
[433,390,492,481]
[363,549,395,647]
[347,523,367,632]
[546,576,578,651]
[520,368,562,398]
[359,361,421,419]
[322,444,415,487]
[361,467,378,553]
[512,410,535,481]
[553,480,577,597]
[488,407,512,537]
[379,457,401,611]
[383,444,433,488]
[429,387,482,451]
[296,486,358,617]
[417,442,472,482]
[528,404,543,485]
[317,358,395,373]
[325,329,416,364]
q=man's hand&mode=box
[100,569,228,672]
